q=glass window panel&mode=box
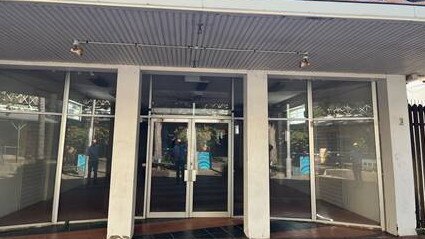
[149,122,188,212]
[314,120,380,225]
[135,119,148,216]
[269,120,311,218]
[233,120,244,216]
[0,113,60,226]
[193,123,229,212]
[140,74,151,116]
[312,81,373,118]
[268,79,307,119]
[151,75,232,116]
[234,78,244,118]
[58,117,114,221]
[68,72,117,115]
[0,69,65,113]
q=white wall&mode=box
[316,177,380,223]
[0,161,56,219]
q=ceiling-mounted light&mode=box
[70,40,84,56]
[299,55,310,68]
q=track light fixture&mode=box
[69,39,310,67]
[299,54,311,68]
[70,40,84,56]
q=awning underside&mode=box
[1,1,425,74]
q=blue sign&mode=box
[300,155,310,175]
[77,154,87,171]
[198,152,211,170]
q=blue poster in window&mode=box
[77,154,87,171]
[198,152,211,170]
[300,155,310,175]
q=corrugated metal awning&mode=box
[1,1,425,74]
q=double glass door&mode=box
[146,118,231,218]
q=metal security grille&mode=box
[408,104,425,228]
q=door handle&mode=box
[192,170,197,182]
[184,170,189,182]
[183,169,197,182]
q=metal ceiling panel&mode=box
[1,1,425,74]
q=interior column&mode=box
[377,75,416,236]
[107,66,141,239]
[243,71,270,238]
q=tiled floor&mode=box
[0,218,409,239]
[2,181,376,229]
[133,218,244,238]
[134,226,246,239]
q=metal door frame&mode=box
[146,118,191,218]
[145,117,232,218]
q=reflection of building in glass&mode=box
[0,92,41,112]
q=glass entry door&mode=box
[147,119,189,217]
[146,118,231,218]
[192,122,230,216]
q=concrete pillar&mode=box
[107,66,141,239]
[243,71,270,238]
[377,75,416,236]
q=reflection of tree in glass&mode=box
[161,126,187,164]
[173,126,187,143]
[196,125,219,151]
[11,120,27,162]
[350,127,374,158]
[94,121,111,147]
[312,106,326,118]
[65,123,89,154]
[290,128,308,159]
[65,120,110,156]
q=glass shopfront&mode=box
[58,72,116,221]
[0,69,64,226]
[268,77,382,227]
[0,67,383,230]
[0,68,117,227]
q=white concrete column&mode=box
[243,71,270,238]
[107,66,141,239]
[377,75,416,236]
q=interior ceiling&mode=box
[1,2,425,74]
